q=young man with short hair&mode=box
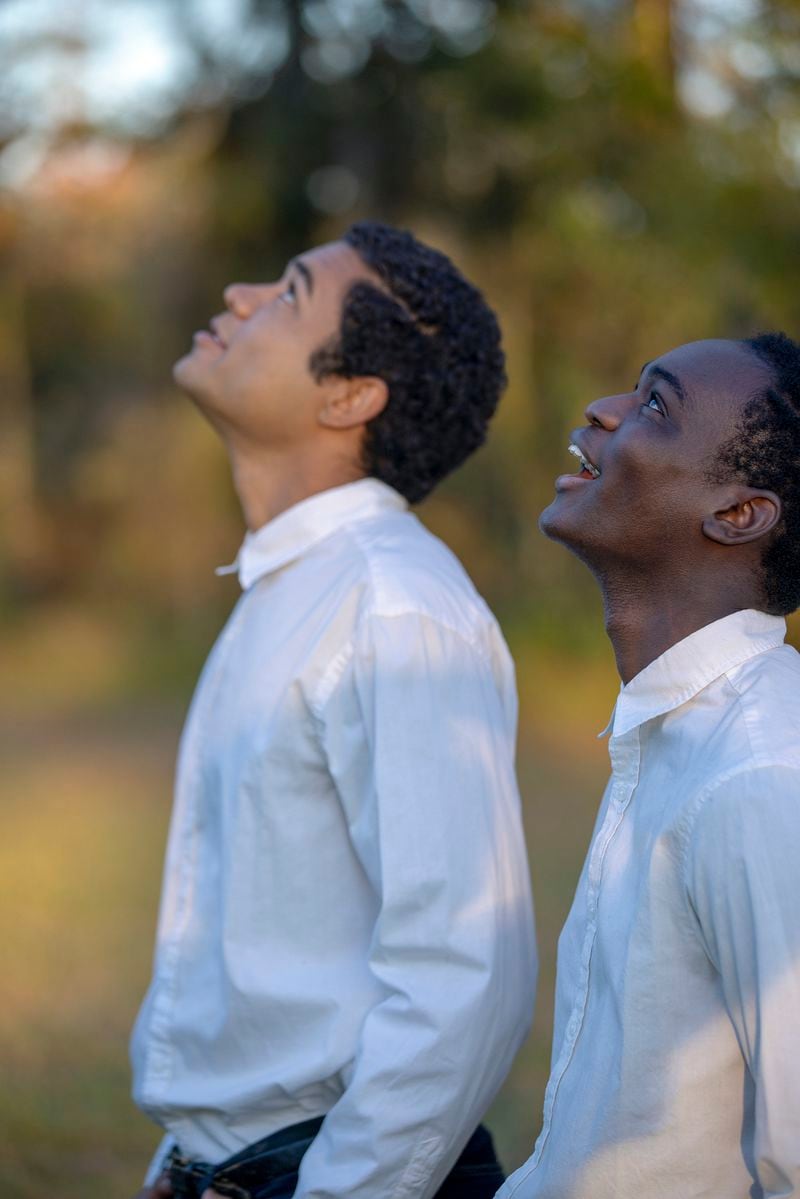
[131,222,537,1199]
[501,334,800,1199]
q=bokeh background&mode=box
[2,0,800,1194]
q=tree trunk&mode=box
[0,255,49,589]
[632,0,675,82]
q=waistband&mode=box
[167,1117,497,1199]
[167,1115,325,1199]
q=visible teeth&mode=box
[567,443,600,478]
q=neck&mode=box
[224,438,366,531]
[598,566,758,684]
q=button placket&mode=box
[142,597,250,1100]
[532,729,640,1170]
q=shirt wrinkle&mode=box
[501,608,800,1199]
[132,478,537,1198]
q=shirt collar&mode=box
[216,478,408,591]
[606,608,787,739]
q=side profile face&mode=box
[540,339,778,574]
[173,240,379,446]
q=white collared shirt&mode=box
[500,609,800,1199]
[131,478,537,1198]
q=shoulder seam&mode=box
[677,757,800,970]
[679,757,800,889]
[308,609,494,718]
[345,516,492,634]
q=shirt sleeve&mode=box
[143,1133,175,1184]
[295,611,538,1199]
[685,764,800,1198]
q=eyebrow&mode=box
[289,257,314,297]
[639,361,688,406]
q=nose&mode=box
[584,391,634,431]
[223,282,276,318]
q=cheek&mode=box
[611,423,695,492]
[613,455,705,538]
[597,437,693,531]
[230,328,299,392]
[598,444,651,511]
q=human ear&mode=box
[702,488,782,545]
[317,376,389,430]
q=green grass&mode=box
[0,626,614,1197]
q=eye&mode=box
[642,390,665,416]
[278,280,297,307]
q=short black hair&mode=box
[710,332,800,615]
[309,220,506,504]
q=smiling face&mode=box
[539,339,778,576]
[173,240,380,448]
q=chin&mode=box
[539,494,573,543]
[539,497,603,574]
[172,351,196,389]
[173,353,213,406]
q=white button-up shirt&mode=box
[131,478,537,1198]
[500,609,800,1199]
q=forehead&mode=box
[296,239,377,293]
[652,339,772,417]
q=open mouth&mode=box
[208,320,227,349]
[567,443,601,479]
[193,327,226,351]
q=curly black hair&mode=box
[708,332,800,615]
[308,221,506,504]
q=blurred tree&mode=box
[1,0,800,649]
[0,216,43,595]
[632,0,675,80]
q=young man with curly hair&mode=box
[130,223,537,1199]
[501,335,800,1199]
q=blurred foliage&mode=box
[3,0,800,670]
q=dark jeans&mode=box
[167,1117,504,1199]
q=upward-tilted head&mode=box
[173,221,506,504]
[315,222,506,503]
[540,334,800,616]
[708,333,800,614]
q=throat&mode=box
[602,583,757,684]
